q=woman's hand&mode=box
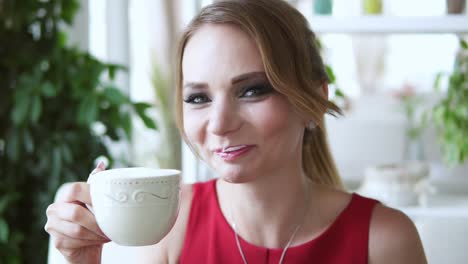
[45,162,110,264]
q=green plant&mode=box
[315,38,347,107]
[433,38,468,166]
[0,1,156,263]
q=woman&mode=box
[45,0,427,263]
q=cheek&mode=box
[251,97,304,162]
[183,108,205,148]
[254,97,300,138]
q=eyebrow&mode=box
[183,71,266,89]
[231,71,266,84]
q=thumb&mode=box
[91,160,106,174]
[86,160,107,211]
[88,160,107,181]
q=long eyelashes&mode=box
[239,83,274,98]
[183,82,274,105]
[183,93,210,104]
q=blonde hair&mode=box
[175,0,343,188]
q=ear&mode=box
[321,82,329,99]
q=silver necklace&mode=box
[232,220,301,264]
[230,183,311,264]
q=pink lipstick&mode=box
[214,145,254,161]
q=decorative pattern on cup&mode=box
[104,190,170,204]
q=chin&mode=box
[220,176,247,184]
[218,169,254,184]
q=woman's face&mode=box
[182,24,305,183]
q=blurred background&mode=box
[1,0,467,263]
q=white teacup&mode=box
[87,167,181,246]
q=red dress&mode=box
[180,179,379,264]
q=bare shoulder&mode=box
[134,184,194,263]
[308,184,354,231]
[313,184,353,218]
[369,204,427,264]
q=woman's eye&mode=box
[240,84,273,98]
[183,93,211,104]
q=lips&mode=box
[214,145,254,161]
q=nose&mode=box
[207,99,241,136]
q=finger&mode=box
[90,160,106,175]
[46,202,108,239]
[45,216,109,242]
[55,182,92,205]
[48,229,108,249]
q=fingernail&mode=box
[97,160,106,170]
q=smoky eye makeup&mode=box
[182,77,275,105]
[238,82,275,99]
[183,92,211,104]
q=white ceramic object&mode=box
[358,162,429,207]
[88,168,181,246]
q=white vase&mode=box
[358,162,429,207]
[352,35,387,94]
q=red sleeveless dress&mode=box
[179,179,379,264]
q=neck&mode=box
[217,165,312,248]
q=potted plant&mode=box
[0,1,157,263]
[394,83,427,161]
[433,38,468,166]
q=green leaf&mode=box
[11,91,30,125]
[0,219,9,243]
[108,65,116,79]
[103,87,129,105]
[61,0,80,25]
[106,64,127,80]
[325,65,336,84]
[0,198,10,216]
[432,105,445,124]
[60,144,73,163]
[78,96,98,125]
[30,96,42,123]
[120,112,132,139]
[58,31,68,47]
[134,102,153,112]
[334,88,344,98]
[460,39,468,50]
[140,113,158,130]
[23,129,34,154]
[315,38,323,50]
[455,106,468,119]
[134,103,158,130]
[433,72,444,92]
[41,82,56,97]
[449,72,463,86]
[5,130,20,162]
[50,147,62,188]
